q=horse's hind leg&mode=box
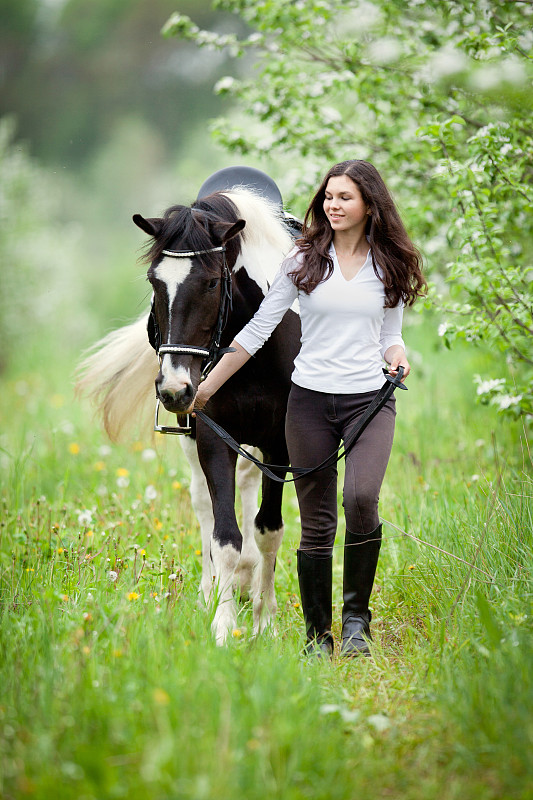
[234,448,261,597]
[180,437,215,604]
[252,458,286,635]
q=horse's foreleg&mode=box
[197,432,241,645]
[180,437,215,605]
[252,460,286,635]
[234,448,261,597]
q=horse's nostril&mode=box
[159,383,194,407]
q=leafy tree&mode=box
[164,0,533,418]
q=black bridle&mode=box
[149,243,236,435]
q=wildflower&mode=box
[437,322,448,337]
[83,612,93,622]
[195,549,201,556]
[85,530,94,538]
[61,594,69,602]
[132,441,143,452]
[232,628,242,638]
[98,445,112,457]
[116,468,130,478]
[68,443,80,455]
[142,448,157,462]
[57,548,64,554]
[127,591,140,601]
[144,485,157,502]
[169,573,177,581]
[117,476,130,488]
[172,481,182,490]
[153,688,170,706]
[153,518,163,530]
[77,509,93,526]
[108,570,118,582]
[408,565,415,570]
[93,461,106,472]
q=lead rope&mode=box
[194,367,407,484]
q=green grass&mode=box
[0,321,532,800]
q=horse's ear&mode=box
[133,214,163,237]
[212,219,246,245]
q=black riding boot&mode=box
[297,549,334,659]
[341,524,382,657]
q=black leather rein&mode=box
[195,367,407,484]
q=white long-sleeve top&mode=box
[234,243,405,394]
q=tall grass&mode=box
[0,321,531,800]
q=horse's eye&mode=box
[207,278,220,291]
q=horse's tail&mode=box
[76,312,158,441]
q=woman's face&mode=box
[323,175,369,234]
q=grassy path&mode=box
[0,327,531,799]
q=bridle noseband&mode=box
[150,242,236,435]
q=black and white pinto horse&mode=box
[78,189,300,643]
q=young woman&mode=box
[195,160,426,658]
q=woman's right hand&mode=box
[193,382,211,411]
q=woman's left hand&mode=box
[385,347,410,382]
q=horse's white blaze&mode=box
[154,256,192,329]
[159,358,191,394]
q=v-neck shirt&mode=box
[234,243,405,393]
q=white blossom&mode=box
[108,570,118,582]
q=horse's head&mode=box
[134,193,245,414]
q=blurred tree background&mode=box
[0,0,252,363]
[1,0,531,421]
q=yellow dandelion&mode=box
[68,443,80,455]
[93,461,106,472]
[172,480,182,490]
[113,649,123,658]
[82,645,91,655]
[153,688,170,706]
[25,567,35,573]
[247,739,261,751]
[127,591,140,601]
[408,564,415,570]
[153,518,163,530]
[116,467,129,478]
[57,547,64,554]
[232,628,242,638]
[85,530,94,538]
[195,549,201,556]
[138,548,146,556]
[132,441,143,452]
[293,602,300,609]
[61,594,69,602]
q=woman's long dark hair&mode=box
[291,160,426,307]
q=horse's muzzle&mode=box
[156,380,196,414]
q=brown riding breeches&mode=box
[285,383,396,557]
